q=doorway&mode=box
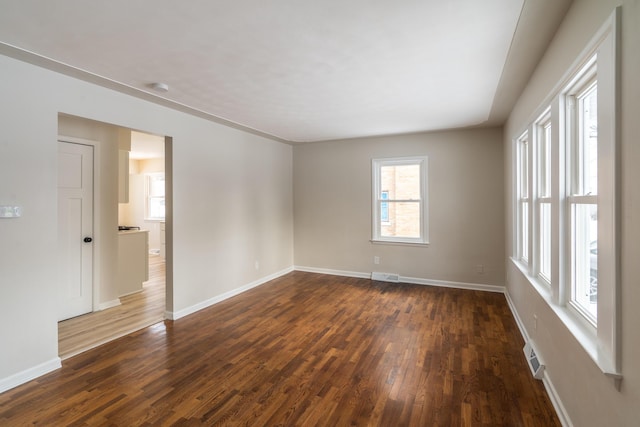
[56,116,171,359]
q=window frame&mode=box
[371,156,429,245]
[510,8,620,382]
[144,172,166,221]
[565,63,598,325]
[535,109,552,285]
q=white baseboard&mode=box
[294,266,504,293]
[503,290,530,343]
[0,358,61,394]
[293,265,370,279]
[167,266,295,321]
[504,290,571,427]
[542,371,573,427]
[98,299,121,311]
[401,275,504,293]
[118,289,143,298]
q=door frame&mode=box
[58,135,102,311]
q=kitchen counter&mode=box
[117,230,149,296]
[118,229,147,235]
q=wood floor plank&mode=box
[58,255,166,359]
[0,271,560,426]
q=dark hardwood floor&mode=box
[0,271,559,426]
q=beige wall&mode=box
[293,128,505,286]
[504,0,640,425]
[0,53,293,387]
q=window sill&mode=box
[510,258,622,383]
[370,239,429,247]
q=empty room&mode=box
[0,0,639,425]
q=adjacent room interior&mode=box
[57,127,167,359]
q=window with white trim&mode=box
[372,156,428,244]
[566,64,598,323]
[145,173,165,220]
[511,8,620,378]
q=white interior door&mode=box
[57,141,94,321]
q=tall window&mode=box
[516,132,529,263]
[566,63,598,323]
[145,173,165,220]
[372,156,428,244]
[536,111,552,283]
[511,8,620,378]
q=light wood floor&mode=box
[3,272,559,426]
[57,254,166,359]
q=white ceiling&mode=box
[130,131,165,160]
[0,0,572,143]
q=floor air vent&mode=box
[371,272,400,283]
[523,342,545,379]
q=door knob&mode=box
[84,237,93,243]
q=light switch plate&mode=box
[0,206,22,218]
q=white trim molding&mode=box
[166,266,294,320]
[98,299,121,311]
[0,358,61,394]
[294,265,504,293]
[294,265,371,279]
[400,275,504,293]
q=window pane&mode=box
[571,203,597,321]
[149,197,165,219]
[149,174,165,197]
[380,165,420,200]
[540,203,551,281]
[521,201,529,261]
[579,84,598,195]
[381,191,389,222]
[519,140,528,198]
[381,201,420,238]
[540,122,551,197]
